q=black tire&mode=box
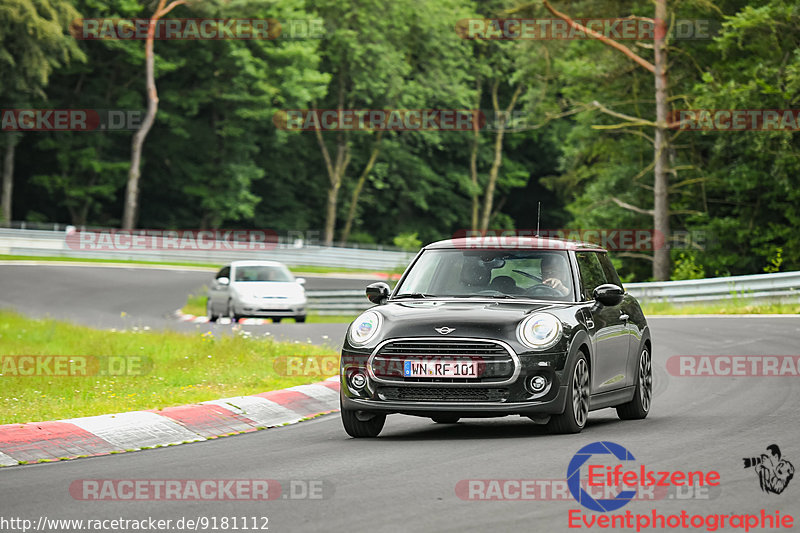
[227,300,239,322]
[341,408,386,438]
[295,315,306,323]
[616,345,652,420]
[206,299,218,323]
[431,415,460,424]
[272,317,282,323]
[547,352,589,434]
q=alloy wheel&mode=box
[572,358,590,427]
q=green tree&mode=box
[0,0,84,221]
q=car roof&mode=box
[229,260,286,267]
[424,236,606,252]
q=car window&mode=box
[597,253,623,290]
[216,267,230,279]
[489,258,541,289]
[575,252,608,300]
[394,249,573,301]
[234,265,293,282]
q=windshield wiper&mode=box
[448,294,518,299]
[392,293,438,299]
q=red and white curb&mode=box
[0,377,340,467]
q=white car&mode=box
[207,261,307,323]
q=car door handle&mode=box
[619,313,629,321]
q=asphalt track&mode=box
[0,263,379,347]
[1,264,800,532]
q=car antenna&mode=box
[535,201,541,236]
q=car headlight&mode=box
[348,311,382,346]
[517,313,562,350]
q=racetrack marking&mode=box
[202,396,303,427]
[0,421,116,463]
[0,450,20,466]
[64,411,205,449]
[156,404,260,438]
[287,383,340,403]
[0,379,340,467]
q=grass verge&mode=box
[641,299,800,315]
[0,310,337,424]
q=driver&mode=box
[541,255,571,296]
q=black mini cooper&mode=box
[339,237,652,437]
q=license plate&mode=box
[403,360,478,378]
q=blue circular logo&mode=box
[567,441,637,512]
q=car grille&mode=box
[377,386,509,402]
[370,339,515,383]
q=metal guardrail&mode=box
[625,271,800,303]
[306,290,375,315]
[2,227,798,312]
[307,272,800,314]
[0,228,415,271]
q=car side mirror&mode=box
[217,277,230,286]
[295,277,306,285]
[366,282,390,305]
[593,283,624,306]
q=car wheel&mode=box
[295,315,306,323]
[547,353,589,434]
[272,317,282,323]
[227,300,239,322]
[431,415,460,424]
[206,298,217,323]
[616,345,652,420]
[341,407,386,438]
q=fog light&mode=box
[350,372,367,390]
[529,375,548,393]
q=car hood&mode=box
[366,299,578,347]
[232,282,304,298]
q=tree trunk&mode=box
[542,0,670,279]
[316,128,351,246]
[340,131,383,243]
[469,77,482,229]
[1,133,19,223]
[121,0,186,229]
[479,82,522,231]
[122,29,158,229]
[317,74,351,246]
[652,0,670,280]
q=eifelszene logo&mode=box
[566,441,721,512]
[743,444,795,495]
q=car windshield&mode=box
[234,265,294,282]
[393,249,574,301]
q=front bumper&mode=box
[340,339,569,417]
[238,301,306,317]
[340,386,568,417]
